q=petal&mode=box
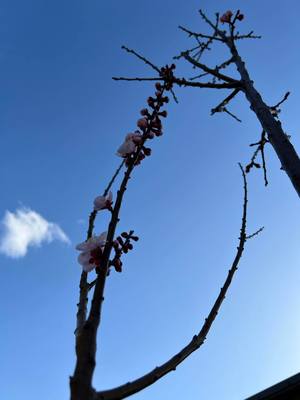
[76,241,89,251]
[82,261,96,273]
[107,191,113,202]
[125,133,135,141]
[93,195,106,210]
[97,231,107,245]
[117,140,136,157]
[78,251,91,266]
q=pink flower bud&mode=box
[220,10,233,23]
[137,118,148,130]
[140,108,148,116]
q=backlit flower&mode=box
[76,232,107,272]
[93,191,113,211]
[117,133,143,157]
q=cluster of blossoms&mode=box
[117,66,174,166]
[220,10,244,24]
[76,71,172,273]
[110,231,139,272]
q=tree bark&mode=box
[229,40,300,197]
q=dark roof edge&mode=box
[245,372,300,399]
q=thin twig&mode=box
[114,75,241,89]
[223,107,242,122]
[246,131,269,186]
[173,77,241,89]
[178,25,222,41]
[112,77,163,82]
[211,88,241,115]
[121,46,161,73]
[260,131,269,186]
[246,227,264,240]
[234,33,262,40]
[271,91,290,110]
[190,57,234,81]
[180,52,238,84]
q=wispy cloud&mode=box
[0,207,70,258]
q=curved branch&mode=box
[95,165,253,400]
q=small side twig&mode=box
[112,77,163,82]
[179,52,239,84]
[246,227,264,240]
[246,131,269,186]
[121,45,161,73]
[269,91,290,116]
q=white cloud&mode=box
[0,207,70,258]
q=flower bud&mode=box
[143,147,152,156]
[137,118,148,130]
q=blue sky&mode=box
[1,1,300,399]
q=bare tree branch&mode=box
[233,32,262,40]
[121,46,161,73]
[223,107,242,122]
[211,88,241,115]
[270,91,290,111]
[113,75,241,90]
[95,165,258,400]
[178,52,239,84]
[246,227,264,240]
[178,25,222,42]
[112,77,163,82]
[173,77,240,89]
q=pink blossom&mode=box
[220,10,233,23]
[76,232,107,272]
[117,140,136,157]
[125,133,142,144]
[117,133,143,157]
[93,191,113,211]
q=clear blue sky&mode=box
[1,1,300,399]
